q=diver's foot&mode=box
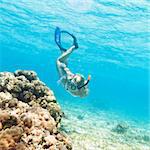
[71,34,78,49]
[74,42,79,49]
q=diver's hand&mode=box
[57,75,66,85]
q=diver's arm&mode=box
[57,75,66,84]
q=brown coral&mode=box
[23,117,32,128]
[0,70,72,150]
[0,127,23,150]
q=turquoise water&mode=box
[0,0,149,121]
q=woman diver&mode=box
[55,27,91,98]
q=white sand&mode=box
[60,103,150,150]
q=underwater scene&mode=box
[0,0,150,149]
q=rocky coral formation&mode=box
[0,70,72,150]
[112,122,129,134]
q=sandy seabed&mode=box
[60,102,150,150]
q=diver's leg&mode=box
[60,50,68,66]
[56,45,75,77]
[58,45,75,63]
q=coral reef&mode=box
[0,70,72,150]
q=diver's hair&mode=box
[76,74,85,86]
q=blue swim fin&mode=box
[55,27,78,51]
[55,27,66,51]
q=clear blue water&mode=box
[0,0,149,121]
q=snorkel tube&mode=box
[55,27,78,51]
[77,75,91,90]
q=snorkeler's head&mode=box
[73,74,91,90]
[72,73,85,88]
[67,73,90,97]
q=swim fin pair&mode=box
[55,27,78,51]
